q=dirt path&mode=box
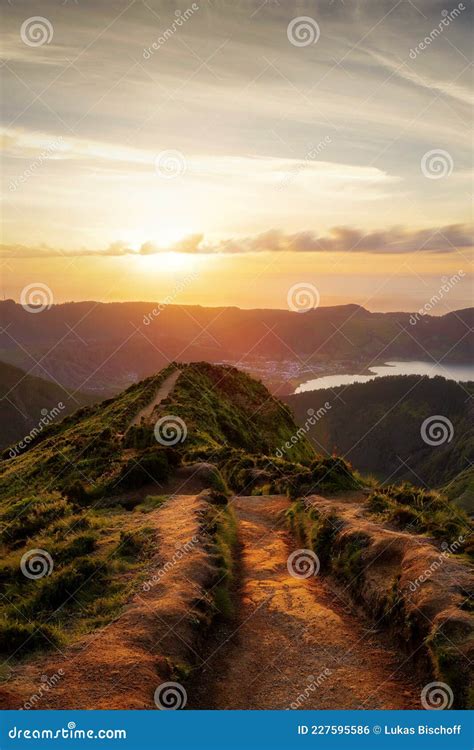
[189,495,421,710]
[1,494,212,710]
[130,369,181,426]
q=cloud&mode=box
[366,49,473,109]
[2,224,472,259]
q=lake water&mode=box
[294,360,474,393]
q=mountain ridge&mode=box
[1,301,471,397]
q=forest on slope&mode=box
[287,375,474,512]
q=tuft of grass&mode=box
[286,501,340,569]
[209,505,238,619]
[134,495,168,513]
[0,494,70,547]
[115,527,156,560]
[332,533,370,586]
[365,483,470,546]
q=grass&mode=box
[208,502,238,619]
[286,501,341,570]
[134,495,169,513]
[163,363,315,465]
[0,489,159,660]
[0,365,177,499]
[365,482,471,548]
[115,527,156,560]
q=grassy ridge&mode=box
[0,365,176,499]
[0,362,315,664]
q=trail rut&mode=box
[130,369,180,426]
[189,495,421,710]
[1,494,210,709]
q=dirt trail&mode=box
[189,495,421,710]
[1,494,212,709]
[130,369,180,426]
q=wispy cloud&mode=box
[2,224,472,258]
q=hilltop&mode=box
[0,362,314,501]
[0,363,471,709]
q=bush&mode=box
[113,450,170,491]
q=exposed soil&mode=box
[1,492,429,710]
[188,495,421,709]
[0,493,214,709]
[130,369,181,426]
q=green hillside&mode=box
[286,375,474,512]
[443,467,474,514]
[0,362,469,683]
[0,362,314,501]
[0,361,94,452]
[0,362,319,658]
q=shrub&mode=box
[113,450,170,491]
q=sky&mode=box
[1,0,473,312]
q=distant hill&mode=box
[1,300,472,395]
[286,375,474,512]
[0,361,94,452]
